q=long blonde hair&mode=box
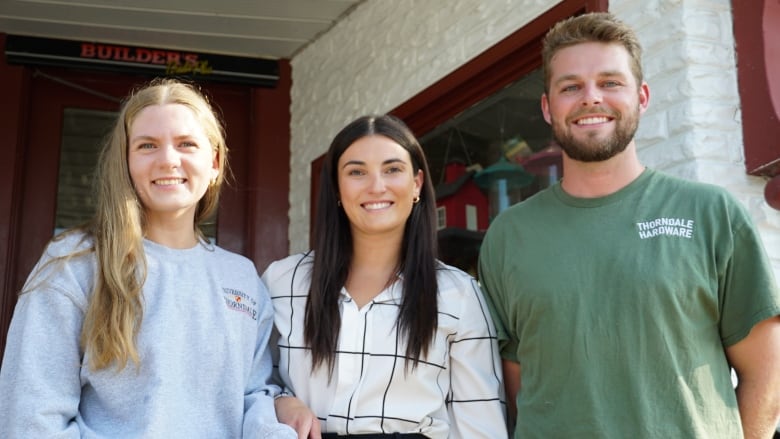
[39,78,228,371]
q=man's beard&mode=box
[551,105,640,162]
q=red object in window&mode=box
[435,162,489,231]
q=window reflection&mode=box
[55,108,114,235]
[419,68,561,275]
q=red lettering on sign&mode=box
[75,42,225,80]
[136,49,152,63]
[116,47,134,61]
[151,50,166,64]
[80,43,96,57]
[166,52,181,64]
[97,45,113,60]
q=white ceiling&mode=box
[0,0,365,60]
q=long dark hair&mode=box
[305,114,439,373]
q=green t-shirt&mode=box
[479,168,780,438]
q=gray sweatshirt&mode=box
[0,233,296,438]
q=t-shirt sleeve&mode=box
[718,203,780,346]
[478,227,520,363]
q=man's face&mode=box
[541,42,649,162]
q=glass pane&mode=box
[55,108,115,235]
[420,67,562,275]
[54,108,217,239]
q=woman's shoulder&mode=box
[209,244,255,267]
[435,261,478,295]
[263,252,314,275]
[23,230,95,306]
[36,230,95,276]
[434,261,492,325]
[45,230,94,257]
[261,252,314,297]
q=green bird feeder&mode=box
[474,157,534,221]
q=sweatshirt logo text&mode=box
[222,288,257,320]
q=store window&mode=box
[419,68,560,275]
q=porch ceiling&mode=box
[0,0,365,60]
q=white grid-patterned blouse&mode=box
[262,252,508,438]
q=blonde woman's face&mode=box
[127,103,218,228]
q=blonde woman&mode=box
[0,78,295,439]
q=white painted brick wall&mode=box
[612,0,780,276]
[289,0,780,279]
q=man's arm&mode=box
[502,359,521,430]
[725,316,780,439]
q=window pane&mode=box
[55,108,114,234]
[420,67,561,275]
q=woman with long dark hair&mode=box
[262,114,506,438]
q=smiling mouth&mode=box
[154,178,186,186]
[575,116,611,125]
[363,201,392,210]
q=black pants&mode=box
[321,434,428,439]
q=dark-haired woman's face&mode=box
[337,135,422,240]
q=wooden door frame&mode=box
[0,34,29,363]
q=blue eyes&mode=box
[561,81,621,93]
[134,142,198,150]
